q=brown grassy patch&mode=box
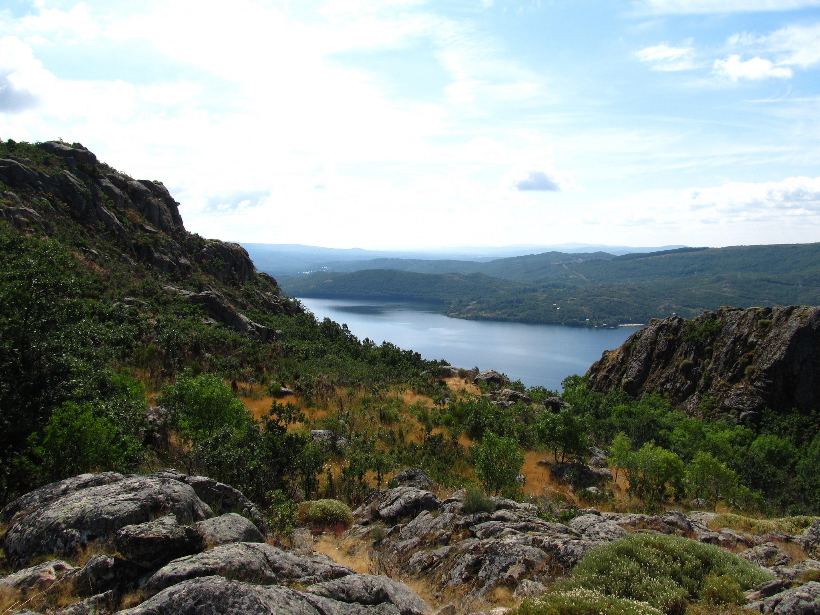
[119,590,148,610]
[708,514,819,536]
[0,587,23,614]
[314,535,374,575]
[444,377,479,394]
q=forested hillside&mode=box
[282,244,820,326]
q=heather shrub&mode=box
[516,588,663,615]
[555,534,771,614]
[296,499,353,530]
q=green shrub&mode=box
[160,372,250,442]
[559,533,772,614]
[685,451,741,508]
[700,574,744,605]
[516,588,663,615]
[296,499,353,530]
[462,485,495,514]
[708,513,818,535]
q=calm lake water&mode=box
[299,298,641,390]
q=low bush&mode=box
[462,485,495,514]
[700,574,744,605]
[296,499,353,530]
[516,588,663,615]
[556,533,771,614]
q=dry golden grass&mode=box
[444,377,479,394]
[119,590,148,610]
[708,513,819,536]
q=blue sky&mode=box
[2,0,820,249]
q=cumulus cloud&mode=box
[713,54,792,81]
[635,43,696,71]
[729,22,820,70]
[0,37,44,112]
[514,171,561,192]
[638,0,820,13]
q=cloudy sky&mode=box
[2,0,820,249]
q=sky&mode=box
[1,1,820,250]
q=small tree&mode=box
[685,451,741,509]
[624,443,684,505]
[609,432,632,482]
[536,407,590,463]
[474,431,524,495]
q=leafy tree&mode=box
[624,443,684,505]
[742,435,798,505]
[474,431,524,495]
[796,433,820,511]
[160,372,250,443]
[536,407,590,463]
[684,451,741,509]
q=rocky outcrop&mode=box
[120,575,426,615]
[587,306,820,416]
[473,370,509,388]
[0,141,298,332]
[2,473,212,567]
[745,581,820,613]
[0,472,430,614]
[144,542,353,594]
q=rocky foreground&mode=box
[1,469,818,614]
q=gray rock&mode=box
[0,560,75,591]
[391,468,434,491]
[513,579,547,599]
[193,513,264,547]
[115,514,204,568]
[2,474,212,567]
[56,590,116,615]
[72,554,144,597]
[550,463,611,488]
[119,575,404,614]
[745,581,820,613]
[306,574,428,615]
[145,542,353,594]
[473,370,509,388]
[741,543,792,568]
[800,519,820,560]
[374,487,440,523]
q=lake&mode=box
[298,297,641,390]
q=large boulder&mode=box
[306,574,428,615]
[390,468,434,491]
[1,473,212,567]
[114,514,204,568]
[193,513,264,547]
[473,370,509,388]
[119,575,407,615]
[745,581,820,614]
[145,542,353,594]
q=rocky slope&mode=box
[0,140,298,338]
[0,471,428,614]
[587,306,820,418]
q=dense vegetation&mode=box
[281,243,820,326]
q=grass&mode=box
[551,533,772,615]
[462,486,495,514]
[709,513,819,536]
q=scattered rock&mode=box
[473,370,509,388]
[745,580,820,613]
[193,513,264,547]
[391,468,434,491]
[741,543,793,568]
[307,574,428,615]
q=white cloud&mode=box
[729,22,820,69]
[713,54,793,81]
[514,170,561,192]
[635,43,696,71]
[638,0,820,14]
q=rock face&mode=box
[587,306,820,416]
[745,581,820,614]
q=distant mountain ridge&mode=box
[280,242,820,327]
